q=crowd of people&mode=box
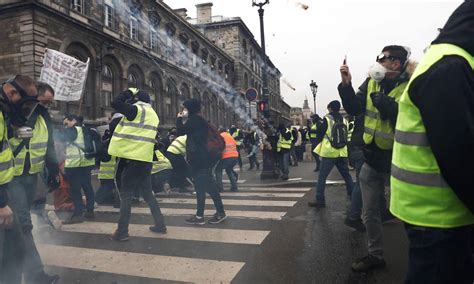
[0,1,472,283]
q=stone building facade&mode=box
[189,3,291,125]
[0,0,290,130]
[0,0,238,130]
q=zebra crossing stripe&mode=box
[156,198,297,207]
[217,192,305,198]
[38,244,245,283]
[46,205,286,220]
[59,222,270,245]
[236,187,311,192]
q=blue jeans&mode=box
[348,147,364,220]
[7,174,44,278]
[279,151,290,178]
[192,167,225,217]
[404,223,473,284]
[214,158,238,191]
[316,157,354,204]
[95,179,116,204]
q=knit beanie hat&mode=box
[327,100,341,112]
[183,98,201,114]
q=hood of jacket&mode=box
[432,0,474,55]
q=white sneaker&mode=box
[47,211,62,230]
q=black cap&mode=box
[327,100,341,112]
[183,98,201,114]
[136,90,151,103]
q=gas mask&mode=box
[368,63,387,83]
[1,77,39,138]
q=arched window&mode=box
[102,64,114,107]
[128,73,137,87]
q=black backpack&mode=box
[82,127,104,159]
[327,115,348,149]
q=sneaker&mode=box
[149,225,167,234]
[230,188,238,192]
[344,217,365,232]
[62,214,84,225]
[109,230,130,242]
[185,215,206,225]
[208,212,227,224]
[46,211,62,230]
[28,272,60,284]
[84,211,95,219]
[313,167,320,172]
[281,175,289,180]
[351,255,386,272]
[308,201,326,208]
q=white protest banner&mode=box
[39,49,90,102]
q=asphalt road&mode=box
[33,180,408,283]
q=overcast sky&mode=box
[164,0,463,115]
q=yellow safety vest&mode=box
[314,115,348,158]
[277,128,292,152]
[232,129,242,146]
[363,79,407,150]
[98,156,116,180]
[0,111,14,185]
[309,124,317,139]
[152,150,172,174]
[167,135,187,156]
[65,126,95,168]
[390,43,474,228]
[9,115,48,176]
[108,102,159,163]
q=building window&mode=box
[150,29,158,50]
[102,65,113,79]
[128,73,137,87]
[71,0,83,13]
[102,91,113,107]
[130,16,138,41]
[104,4,114,28]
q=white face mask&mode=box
[182,110,189,118]
[368,62,387,82]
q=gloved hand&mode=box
[370,91,394,119]
[47,174,60,192]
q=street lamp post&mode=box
[253,0,278,180]
[310,80,318,114]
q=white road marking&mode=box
[219,192,305,198]
[38,244,245,283]
[46,205,286,220]
[156,198,296,207]
[59,222,270,245]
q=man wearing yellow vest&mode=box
[165,134,191,193]
[1,75,42,283]
[3,75,60,283]
[229,125,243,169]
[151,142,173,195]
[308,114,322,171]
[308,101,353,208]
[339,45,413,272]
[215,128,239,192]
[108,88,166,241]
[60,114,96,225]
[391,3,474,282]
[276,123,292,180]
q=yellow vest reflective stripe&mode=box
[363,80,407,150]
[309,124,317,138]
[314,115,348,158]
[167,135,187,156]
[65,126,95,168]
[347,121,354,143]
[277,129,292,152]
[152,150,172,174]
[232,129,242,146]
[98,157,116,180]
[0,112,14,185]
[390,43,474,228]
[108,103,159,163]
[9,115,48,175]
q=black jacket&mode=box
[176,114,211,170]
[409,0,474,212]
[338,73,408,173]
